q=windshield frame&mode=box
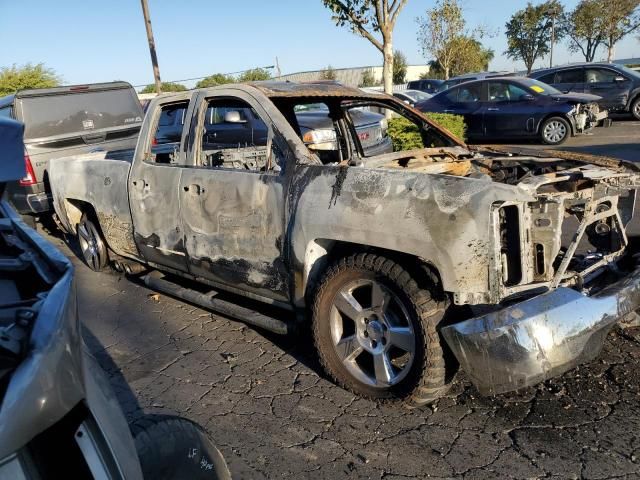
[515,78,563,96]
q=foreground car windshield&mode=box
[519,78,562,96]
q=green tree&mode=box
[563,0,606,62]
[393,51,408,84]
[238,68,272,82]
[417,0,486,79]
[600,0,640,62]
[140,82,187,94]
[505,2,555,74]
[427,37,494,78]
[196,73,236,88]
[321,0,409,94]
[0,63,60,96]
[321,65,337,80]
[359,68,377,87]
[417,0,464,80]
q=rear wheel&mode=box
[77,213,108,271]
[541,116,570,145]
[631,97,640,121]
[312,253,450,407]
[132,415,230,480]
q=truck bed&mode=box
[49,149,139,258]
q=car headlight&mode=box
[302,129,337,150]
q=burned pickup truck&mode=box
[49,82,640,407]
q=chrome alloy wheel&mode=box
[543,120,567,143]
[77,218,106,271]
[329,279,416,388]
[633,100,640,119]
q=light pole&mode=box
[140,0,162,94]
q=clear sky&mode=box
[1,0,639,88]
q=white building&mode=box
[275,65,431,88]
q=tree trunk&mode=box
[607,43,614,63]
[382,40,394,95]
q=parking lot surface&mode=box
[48,120,640,479]
[490,117,640,162]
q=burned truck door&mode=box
[128,97,193,272]
[178,90,289,302]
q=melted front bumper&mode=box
[441,268,640,395]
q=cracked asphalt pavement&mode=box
[38,229,640,480]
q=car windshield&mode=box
[294,103,328,112]
[517,78,562,96]
[436,79,464,92]
[403,91,431,102]
[618,65,640,80]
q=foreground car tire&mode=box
[76,213,109,271]
[541,116,570,145]
[312,253,450,407]
[132,415,231,480]
[631,97,640,121]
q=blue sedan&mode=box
[416,77,607,145]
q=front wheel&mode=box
[132,415,231,480]
[541,116,570,145]
[312,253,450,407]
[631,97,640,121]
[77,213,109,271]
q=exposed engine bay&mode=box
[370,145,640,303]
[571,102,604,133]
[0,216,55,386]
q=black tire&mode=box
[312,253,450,408]
[540,116,571,145]
[132,415,230,480]
[631,96,640,121]
[76,212,109,271]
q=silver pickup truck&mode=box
[49,81,640,407]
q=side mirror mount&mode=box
[224,111,246,124]
[521,94,535,101]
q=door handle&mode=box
[486,107,500,111]
[184,184,204,195]
[132,179,147,190]
[443,109,458,113]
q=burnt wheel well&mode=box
[64,199,103,237]
[303,239,444,305]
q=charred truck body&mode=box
[48,82,640,406]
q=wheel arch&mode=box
[299,238,445,309]
[60,198,100,236]
[538,112,575,137]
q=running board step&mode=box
[142,273,291,335]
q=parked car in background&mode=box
[406,79,443,94]
[436,71,517,92]
[393,89,432,107]
[529,63,640,120]
[0,82,144,222]
[417,77,607,144]
[47,82,640,408]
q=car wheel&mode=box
[312,253,450,407]
[132,415,231,480]
[541,116,570,145]
[77,213,108,271]
[631,97,640,121]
